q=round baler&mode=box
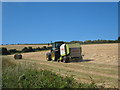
[46,41,83,63]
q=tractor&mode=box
[46,41,83,63]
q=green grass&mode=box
[17,58,118,88]
[2,56,16,69]
[2,67,98,88]
[2,57,100,88]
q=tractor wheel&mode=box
[79,56,83,61]
[51,52,56,61]
[46,53,52,61]
[51,51,59,61]
[63,56,69,63]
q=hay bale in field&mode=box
[14,54,22,59]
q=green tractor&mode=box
[46,41,83,63]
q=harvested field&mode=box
[4,43,118,88]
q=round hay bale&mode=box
[14,54,22,59]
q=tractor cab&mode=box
[51,41,65,51]
[46,41,65,61]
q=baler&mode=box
[46,41,83,63]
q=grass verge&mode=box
[2,57,100,88]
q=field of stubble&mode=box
[2,43,118,88]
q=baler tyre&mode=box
[46,53,52,61]
[77,56,83,62]
[79,56,83,61]
[63,56,68,63]
[57,60,60,62]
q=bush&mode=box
[0,47,11,55]
[9,49,18,54]
[47,47,52,50]
[43,46,47,49]
[34,47,41,51]
[28,47,34,52]
[1,46,52,55]
[40,46,47,50]
[3,67,98,88]
[21,47,29,52]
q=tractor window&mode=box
[52,42,64,51]
[52,43,56,50]
[56,43,63,49]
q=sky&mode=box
[2,2,118,44]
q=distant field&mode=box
[2,43,118,88]
[0,44,51,50]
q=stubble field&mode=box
[2,43,119,88]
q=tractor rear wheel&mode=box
[46,53,52,61]
[51,52,57,61]
[51,51,59,61]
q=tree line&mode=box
[0,46,52,55]
[67,40,119,44]
[1,37,120,45]
[65,37,120,44]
